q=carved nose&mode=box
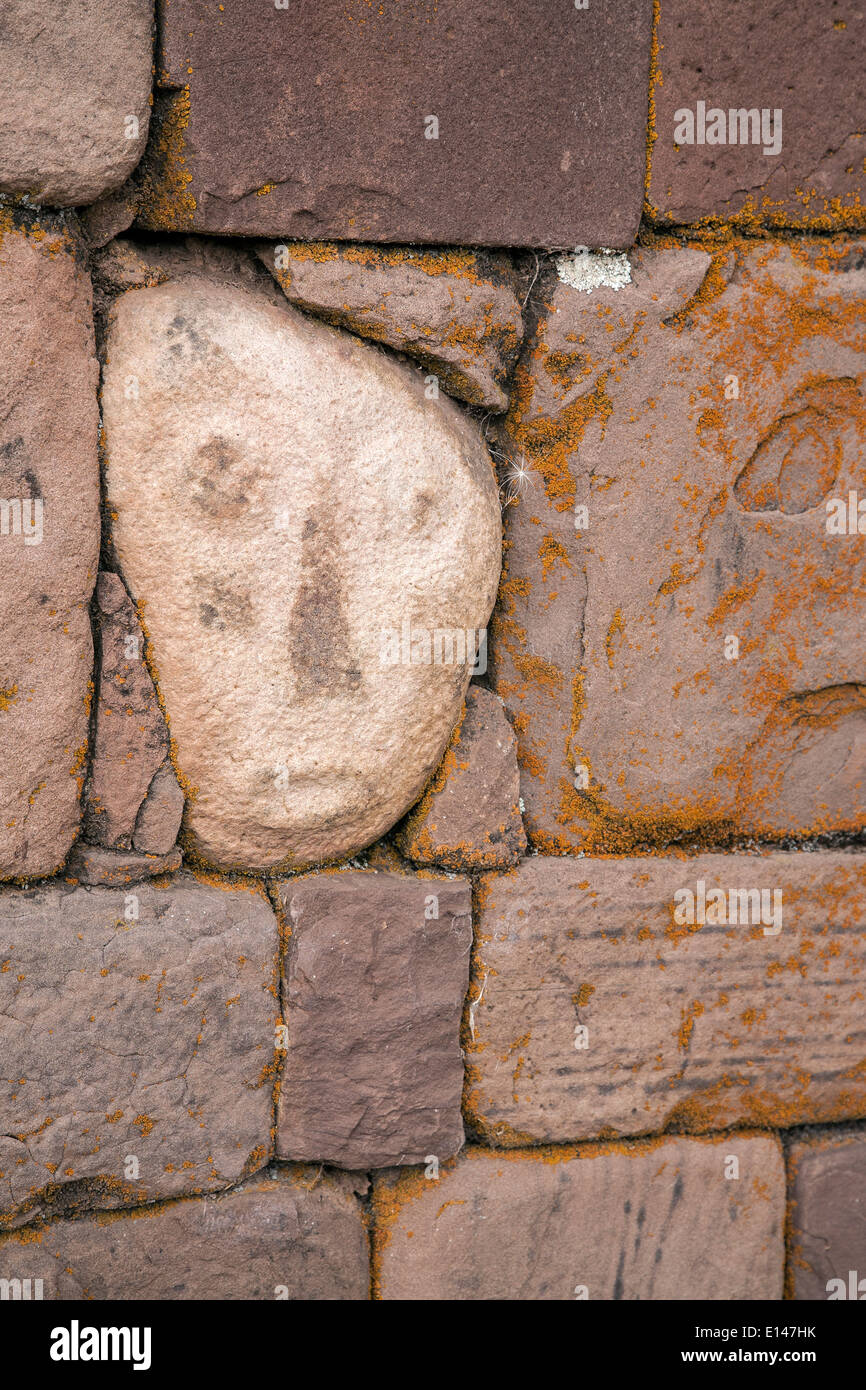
[288,508,362,700]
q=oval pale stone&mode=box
[102,276,501,871]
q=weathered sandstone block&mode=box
[0,876,277,1227]
[276,871,472,1169]
[256,243,523,412]
[396,686,526,870]
[137,0,653,247]
[467,853,866,1143]
[0,223,100,879]
[789,1128,866,1301]
[649,0,866,229]
[83,571,170,851]
[0,1170,369,1300]
[492,242,866,849]
[102,275,500,871]
[0,0,153,206]
[375,1136,785,1300]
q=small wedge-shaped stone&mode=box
[468,853,866,1144]
[83,571,170,850]
[375,1137,785,1300]
[256,242,523,411]
[0,1170,369,1300]
[0,875,277,1227]
[0,223,100,879]
[102,276,501,871]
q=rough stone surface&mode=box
[276,871,472,1169]
[65,841,182,886]
[83,571,170,850]
[0,0,153,206]
[102,275,501,871]
[789,1128,866,1301]
[650,1,866,229]
[78,183,141,249]
[375,1136,785,1300]
[133,762,185,854]
[257,242,523,411]
[396,686,526,870]
[467,853,866,1144]
[0,1170,369,1299]
[492,243,866,850]
[0,223,100,880]
[0,875,277,1227]
[137,0,653,247]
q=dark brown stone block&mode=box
[649,0,866,229]
[137,0,654,248]
[275,870,471,1169]
[789,1129,866,1301]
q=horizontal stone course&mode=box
[468,853,866,1144]
[375,1136,785,1300]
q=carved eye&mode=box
[734,379,860,515]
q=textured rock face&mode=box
[396,686,526,870]
[138,0,653,247]
[492,243,866,850]
[0,224,100,880]
[102,276,501,871]
[650,1,866,228]
[0,1171,369,1300]
[133,763,185,854]
[0,0,153,206]
[276,871,472,1169]
[789,1130,866,1301]
[257,243,523,411]
[0,876,277,1227]
[468,854,866,1144]
[375,1137,785,1300]
[83,571,171,850]
[65,841,182,885]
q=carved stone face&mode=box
[102,275,501,870]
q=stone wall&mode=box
[0,0,864,1302]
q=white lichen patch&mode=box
[556,246,632,293]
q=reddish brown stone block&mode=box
[788,1128,866,1301]
[0,876,278,1227]
[0,1170,369,1300]
[375,1137,785,1300]
[275,871,471,1169]
[467,854,866,1144]
[491,241,866,850]
[0,223,100,880]
[396,686,526,870]
[137,0,654,248]
[649,1,866,229]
